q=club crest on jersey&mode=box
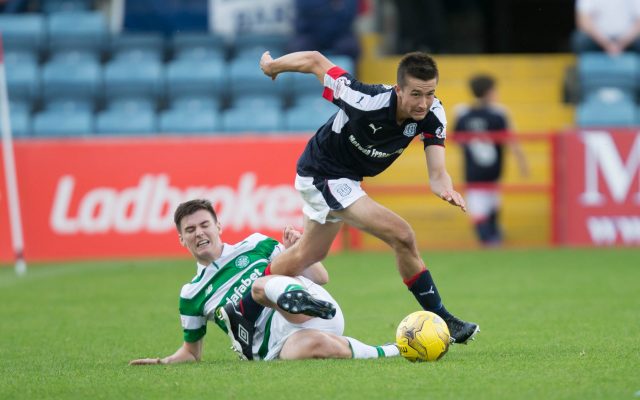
[335,183,352,198]
[235,255,250,268]
[435,126,446,139]
[403,123,418,137]
[333,76,351,99]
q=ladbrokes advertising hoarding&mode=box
[0,136,308,262]
[555,130,640,246]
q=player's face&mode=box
[178,209,223,265]
[395,76,438,121]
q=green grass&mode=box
[0,248,639,400]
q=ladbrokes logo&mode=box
[50,172,302,234]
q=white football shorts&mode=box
[295,174,366,223]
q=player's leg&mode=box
[269,215,343,277]
[335,196,480,344]
[252,275,336,321]
[279,330,399,360]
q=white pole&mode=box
[0,34,27,276]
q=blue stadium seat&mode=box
[5,59,39,103]
[171,95,220,112]
[576,97,636,127]
[42,58,101,101]
[228,58,289,97]
[0,14,45,54]
[42,0,93,13]
[47,11,107,56]
[32,109,93,137]
[578,52,639,93]
[171,32,226,61]
[106,97,156,113]
[1,107,31,137]
[289,72,321,97]
[95,109,157,135]
[45,98,94,112]
[285,96,337,132]
[159,108,220,134]
[329,55,356,75]
[104,58,163,100]
[5,49,39,64]
[221,107,283,132]
[109,33,165,61]
[231,94,283,110]
[232,33,287,58]
[166,58,226,99]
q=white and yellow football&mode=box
[396,311,450,362]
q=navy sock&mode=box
[405,269,453,320]
[239,292,264,323]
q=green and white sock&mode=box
[264,276,305,304]
[346,337,400,359]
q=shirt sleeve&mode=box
[420,101,447,147]
[322,66,391,118]
[179,297,207,342]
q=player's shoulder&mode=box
[428,98,447,125]
[453,103,472,119]
[487,103,510,118]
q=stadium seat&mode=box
[41,58,101,101]
[5,59,39,103]
[109,33,165,61]
[285,96,337,132]
[232,33,287,58]
[5,49,39,64]
[2,107,31,137]
[289,72,321,97]
[159,108,220,134]
[104,58,164,101]
[576,97,636,127]
[47,11,107,56]
[171,95,220,112]
[95,108,156,135]
[228,58,289,97]
[42,0,94,13]
[578,52,639,93]
[32,109,93,137]
[221,107,283,132]
[171,32,226,61]
[0,14,45,54]
[106,97,156,113]
[231,94,283,110]
[328,55,356,75]
[166,58,226,99]
[45,98,94,112]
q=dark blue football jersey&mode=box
[296,66,447,181]
[453,104,510,183]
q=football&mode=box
[396,311,450,362]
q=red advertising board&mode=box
[555,130,640,246]
[0,136,312,262]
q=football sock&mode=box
[239,292,264,323]
[405,269,453,320]
[264,276,306,304]
[345,337,400,359]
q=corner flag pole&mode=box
[0,33,27,275]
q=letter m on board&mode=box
[580,131,640,206]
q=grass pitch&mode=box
[0,248,638,400]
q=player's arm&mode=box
[424,145,467,212]
[281,225,329,285]
[129,340,203,366]
[260,51,334,83]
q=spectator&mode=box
[453,74,529,246]
[572,0,640,55]
[287,0,360,63]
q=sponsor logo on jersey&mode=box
[226,268,263,306]
[235,255,250,268]
[403,123,418,137]
[369,123,382,134]
[435,126,446,139]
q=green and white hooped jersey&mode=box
[179,233,283,344]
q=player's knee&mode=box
[305,333,349,358]
[390,224,417,251]
[251,278,266,301]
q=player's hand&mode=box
[440,189,467,212]
[129,358,163,366]
[282,225,302,248]
[260,51,278,80]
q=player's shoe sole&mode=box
[276,289,336,319]
[216,304,254,360]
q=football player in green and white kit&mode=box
[129,199,399,364]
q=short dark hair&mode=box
[174,199,218,232]
[469,74,496,99]
[397,52,439,87]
